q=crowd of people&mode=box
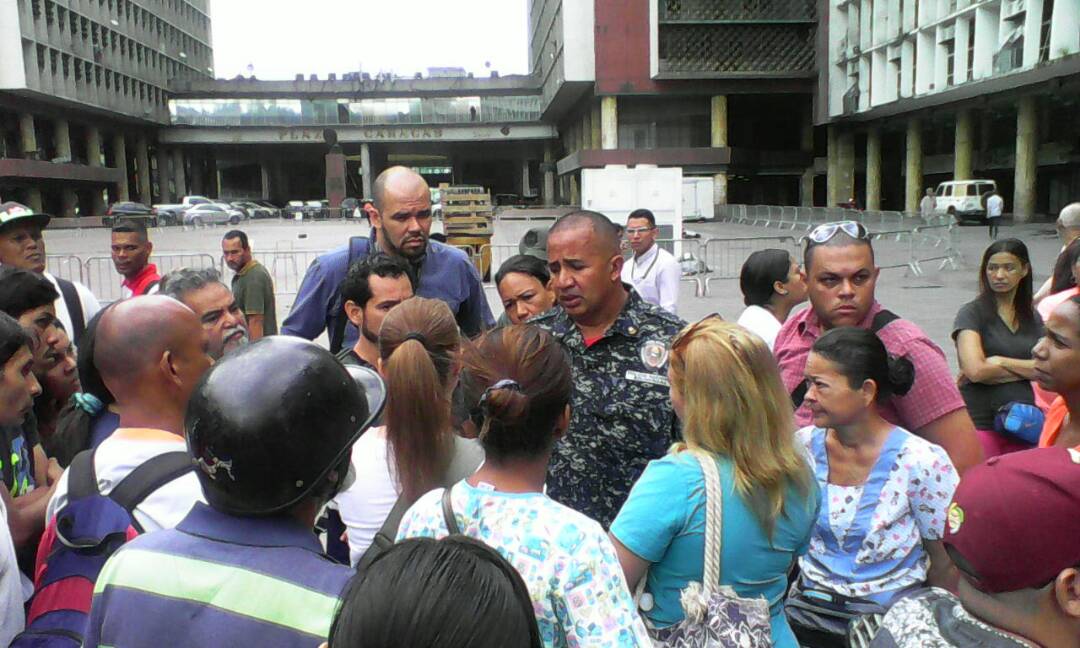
[0,168,1078,648]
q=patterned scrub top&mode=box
[796,426,959,600]
[397,480,652,648]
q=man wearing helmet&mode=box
[84,336,387,648]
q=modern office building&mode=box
[0,0,213,216]
[532,0,821,207]
[818,0,1080,218]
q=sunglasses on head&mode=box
[806,221,871,245]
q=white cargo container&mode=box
[682,177,714,222]
[581,165,683,243]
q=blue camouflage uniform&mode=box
[282,233,494,347]
[532,288,685,527]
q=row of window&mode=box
[32,42,170,110]
[27,0,211,70]
[168,96,544,127]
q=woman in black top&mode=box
[953,239,1043,458]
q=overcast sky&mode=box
[209,1,531,80]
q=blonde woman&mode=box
[610,318,819,648]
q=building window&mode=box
[966,19,975,80]
[1039,0,1055,62]
[945,40,955,85]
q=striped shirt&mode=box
[84,502,352,648]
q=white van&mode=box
[934,180,997,223]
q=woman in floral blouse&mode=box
[787,327,960,648]
[397,325,650,648]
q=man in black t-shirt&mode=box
[335,255,415,370]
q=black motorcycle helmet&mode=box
[185,336,386,516]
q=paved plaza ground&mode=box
[42,216,1061,370]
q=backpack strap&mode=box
[56,278,86,344]
[354,491,413,572]
[106,452,194,533]
[67,449,100,500]
[441,486,461,535]
[791,309,901,408]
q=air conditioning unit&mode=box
[939,24,956,42]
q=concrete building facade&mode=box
[0,0,213,216]
[532,0,821,207]
[819,0,1080,218]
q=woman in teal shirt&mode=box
[610,318,819,647]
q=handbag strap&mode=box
[692,449,723,595]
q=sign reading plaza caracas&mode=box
[278,127,447,142]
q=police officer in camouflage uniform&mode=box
[532,211,685,527]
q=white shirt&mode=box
[42,272,101,342]
[332,426,484,566]
[987,194,1004,218]
[736,305,783,350]
[620,244,681,316]
[919,196,936,215]
[47,428,205,534]
[0,497,24,646]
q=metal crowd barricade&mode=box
[46,255,85,285]
[910,221,963,275]
[476,244,523,284]
[257,249,327,305]
[84,252,219,304]
[701,235,799,297]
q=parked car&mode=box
[183,203,244,227]
[934,179,997,223]
[233,201,275,219]
[154,195,212,225]
[104,202,158,227]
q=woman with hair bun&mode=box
[787,327,960,648]
[396,324,651,647]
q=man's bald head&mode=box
[95,296,208,400]
[549,210,622,256]
[1059,203,1080,232]
[372,166,429,214]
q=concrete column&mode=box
[360,143,373,199]
[189,153,204,196]
[954,109,974,181]
[905,117,923,213]
[827,125,839,207]
[60,187,78,218]
[837,129,855,205]
[590,102,602,150]
[155,147,170,203]
[866,126,882,211]
[172,149,187,198]
[19,113,37,159]
[600,96,618,150]
[570,173,580,205]
[326,149,347,207]
[542,142,555,206]
[25,188,43,213]
[521,160,531,196]
[801,103,815,207]
[54,119,71,162]
[86,126,103,167]
[112,133,129,202]
[260,162,271,200]
[1013,96,1038,222]
[135,135,151,204]
[800,168,815,207]
[581,109,592,151]
[711,96,729,205]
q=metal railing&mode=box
[701,235,800,297]
[45,255,85,284]
[83,253,219,303]
[717,204,924,232]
